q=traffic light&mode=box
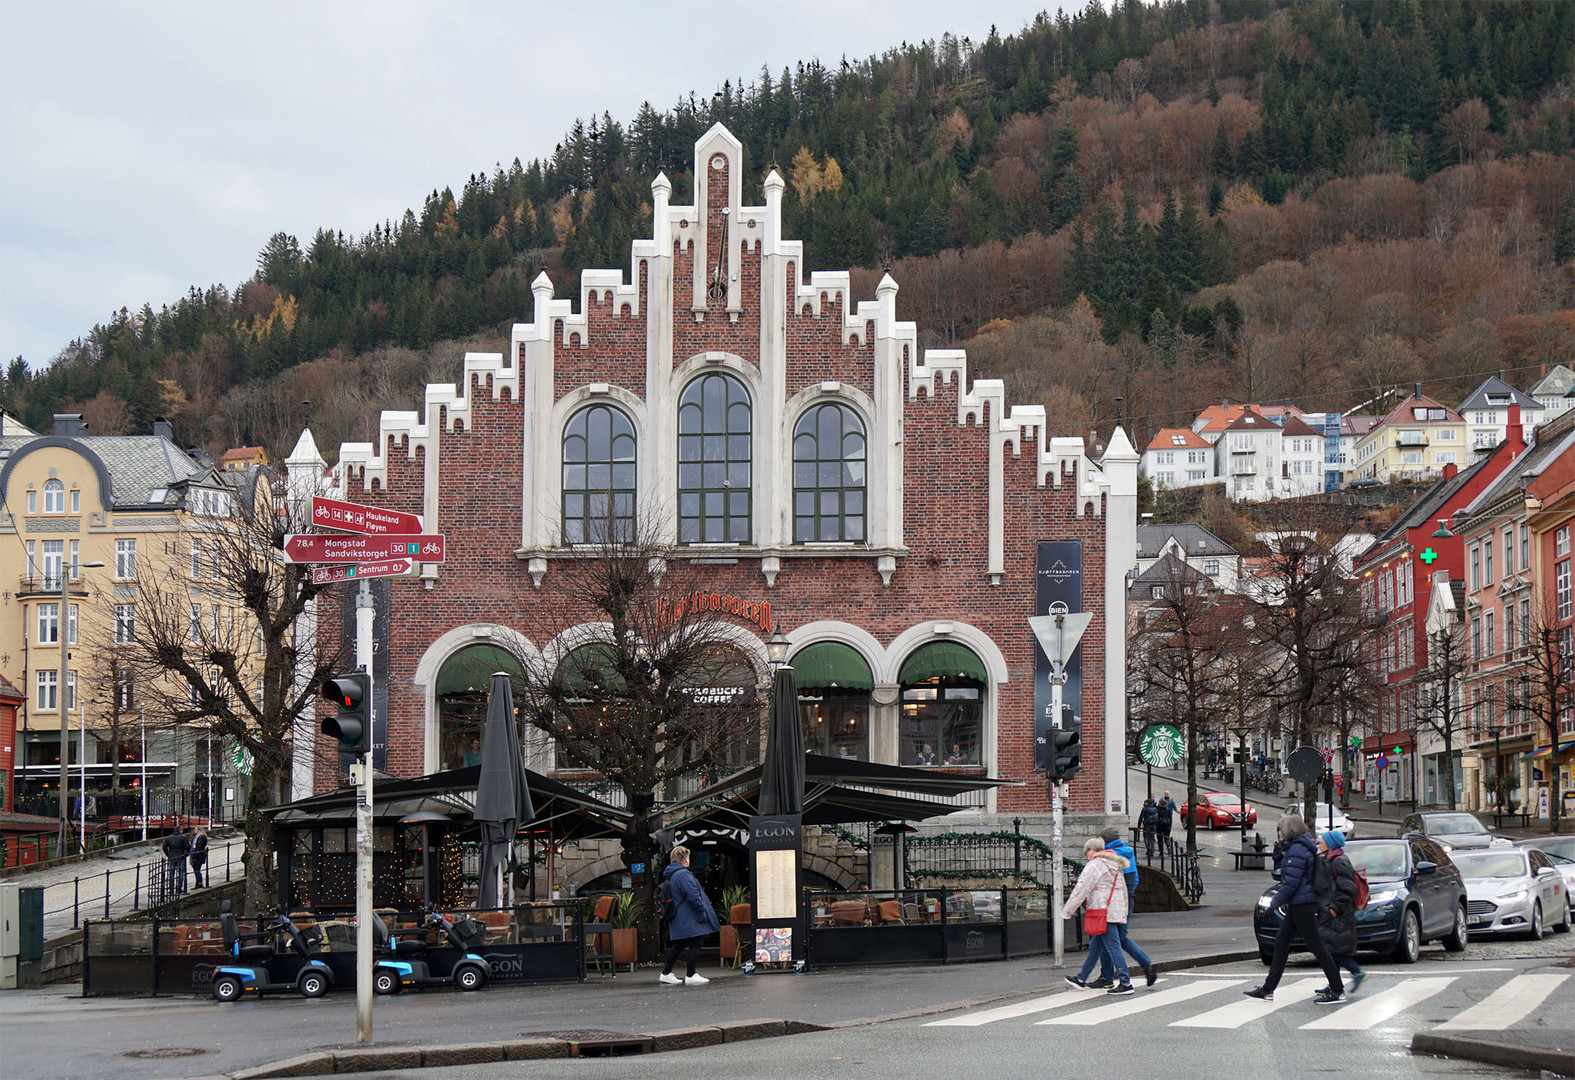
[1051,706,1082,783]
[321,672,371,756]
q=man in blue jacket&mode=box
[1092,827,1156,987]
[658,845,720,986]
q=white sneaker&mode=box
[658,972,682,985]
[684,974,710,985]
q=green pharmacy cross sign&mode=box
[1139,724,1185,769]
[1420,548,1440,564]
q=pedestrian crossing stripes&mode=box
[922,973,1568,1033]
[1431,974,1569,1031]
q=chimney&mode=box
[1443,462,1458,480]
[1414,382,1423,400]
[1507,404,1523,450]
[52,413,87,437]
[153,417,174,441]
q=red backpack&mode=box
[1352,866,1370,911]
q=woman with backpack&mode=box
[1315,830,1366,995]
[657,845,720,986]
[1244,814,1346,1005]
[1138,799,1158,860]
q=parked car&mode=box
[1301,803,1357,840]
[1516,836,1575,921]
[1397,811,1506,852]
[1181,792,1258,829]
[1454,847,1570,939]
[1253,836,1469,964]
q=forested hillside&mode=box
[3,0,1572,460]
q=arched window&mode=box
[792,642,873,760]
[793,403,866,542]
[899,642,988,767]
[43,479,65,514]
[678,373,751,543]
[562,404,636,544]
[435,645,523,771]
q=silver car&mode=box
[1454,847,1571,939]
[1517,836,1575,920]
[1306,802,1357,841]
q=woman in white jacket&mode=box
[1061,836,1134,996]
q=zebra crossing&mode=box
[924,970,1569,1033]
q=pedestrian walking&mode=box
[1315,830,1366,995]
[1154,793,1174,855]
[1138,798,1158,860]
[1244,814,1345,1004]
[161,828,190,896]
[189,826,209,889]
[1062,837,1135,995]
[1095,826,1158,985]
[657,845,719,986]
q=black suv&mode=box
[1254,836,1469,963]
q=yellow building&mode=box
[1350,387,1468,484]
[0,415,258,820]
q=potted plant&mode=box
[716,884,751,964]
[609,891,644,968]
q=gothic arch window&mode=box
[562,403,636,544]
[678,372,751,543]
[792,402,866,542]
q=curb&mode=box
[189,949,1273,1079]
[1410,1032,1575,1075]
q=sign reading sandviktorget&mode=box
[1140,724,1184,768]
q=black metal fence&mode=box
[904,831,1086,893]
[14,788,243,823]
[42,840,243,930]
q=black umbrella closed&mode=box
[757,663,803,816]
[472,672,535,908]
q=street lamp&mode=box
[57,558,106,855]
[765,624,791,671]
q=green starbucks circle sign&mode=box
[1139,724,1184,768]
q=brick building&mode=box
[295,124,1137,836]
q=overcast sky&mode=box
[1,0,1057,371]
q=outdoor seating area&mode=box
[802,887,1072,968]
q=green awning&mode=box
[434,645,522,696]
[560,642,627,693]
[790,642,874,691]
[899,642,987,685]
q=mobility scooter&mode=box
[211,901,334,1001]
[370,907,490,993]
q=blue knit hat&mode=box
[1322,829,1346,849]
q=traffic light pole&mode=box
[354,581,374,1044]
[1050,669,1065,968]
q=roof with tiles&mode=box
[1457,374,1540,412]
[1135,522,1237,557]
[1146,428,1212,450]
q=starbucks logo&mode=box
[1140,724,1184,768]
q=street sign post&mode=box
[310,558,415,586]
[284,533,445,564]
[311,496,423,536]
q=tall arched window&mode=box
[562,404,636,544]
[793,403,866,542]
[899,642,988,767]
[678,373,751,543]
[43,479,65,513]
[435,645,523,771]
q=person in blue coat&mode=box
[1245,814,1345,1005]
[658,845,720,986]
[1090,826,1157,987]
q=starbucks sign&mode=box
[1139,724,1184,768]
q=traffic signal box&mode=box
[1051,704,1082,783]
[321,672,371,756]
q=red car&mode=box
[1180,792,1258,829]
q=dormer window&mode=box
[1171,434,1186,445]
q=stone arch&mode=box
[802,852,858,889]
[413,624,539,773]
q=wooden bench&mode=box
[1230,850,1270,870]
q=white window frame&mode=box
[116,538,138,580]
[43,479,64,513]
[36,670,57,711]
[115,603,136,644]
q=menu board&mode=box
[755,927,793,964]
[754,848,798,920]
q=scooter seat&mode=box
[237,943,273,961]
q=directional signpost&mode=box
[293,496,442,1044]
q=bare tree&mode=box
[1527,603,1572,834]
[118,469,345,911]
[1414,621,1468,811]
[506,512,767,956]
[1251,502,1382,823]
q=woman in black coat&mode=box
[1316,830,1366,994]
[1244,814,1346,1004]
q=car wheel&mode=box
[1554,904,1570,934]
[1524,901,1543,941]
[1441,905,1468,952]
[211,974,244,1003]
[1391,909,1421,964]
[456,965,486,991]
[1259,947,1274,965]
[373,970,400,995]
[299,971,328,998]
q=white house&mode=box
[1141,428,1217,490]
[1134,523,1241,593]
[1457,374,1543,457]
[1278,415,1327,497]
[1528,364,1575,419]
[1218,406,1282,501]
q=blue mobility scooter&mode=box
[370,908,489,993]
[211,901,334,1001]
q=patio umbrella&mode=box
[757,663,803,816]
[472,672,535,908]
